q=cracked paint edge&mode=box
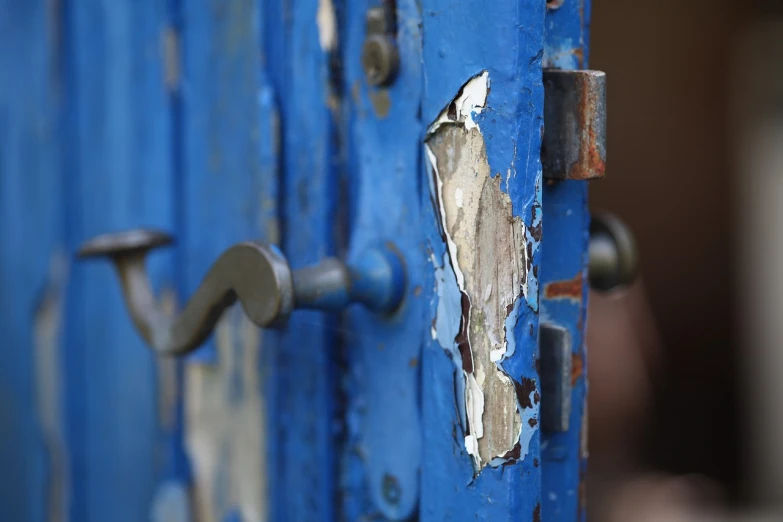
[426,71,537,471]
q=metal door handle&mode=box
[588,212,638,291]
[78,229,405,356]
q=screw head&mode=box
[362,34,399,87]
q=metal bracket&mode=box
[539,323,573,432]
[542,69,607,180]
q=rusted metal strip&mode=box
[542,69,606,180]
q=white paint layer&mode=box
[429,71,490,134]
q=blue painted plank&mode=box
[419,0,546,520]
[339,0,424,519]
[0,2,64,521]
[540,1,592,521]
[62,1,175,520]
[179,0,279,518]
[260,0,339,519]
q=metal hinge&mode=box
[542,69,607,181]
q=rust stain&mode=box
[567,72,605,180]
[571,351,584,386]
[544,272,583,301]
[533,503,541,522]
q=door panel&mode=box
[0,0,593,520]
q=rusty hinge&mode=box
[542,69,606,181]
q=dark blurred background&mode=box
[587,0,783,518]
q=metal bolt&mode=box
[362,34,399,87]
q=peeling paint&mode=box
[185,306,268,522]
[33,253,70,522]
[428,70,490,135]
[316,0,337,52]
[426,72,535,470]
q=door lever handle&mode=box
[588,212,638,292]
[78,229,406,356]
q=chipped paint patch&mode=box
[185,306,268,522]
[316,0,337,52]
[33,253,70,522]
[161,26,180,92]
[426,72,534,470]
[369,89,391,118]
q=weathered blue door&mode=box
[0,0,595,520]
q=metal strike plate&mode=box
[542,69,607,180]
[539,323,572,432]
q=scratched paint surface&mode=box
[540,1,592,521]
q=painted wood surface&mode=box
[178,0,278,520]
[0,2,65,520]
[419,1,546,520]
[63,2,176,521]
[540,1,592,521]
[0,0,592,520]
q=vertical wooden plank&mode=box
[338,0,423,519]
[261,0,339,519]
[539,2,591,521]
[0,2,64,521]
[178,0,279,520]
[63,1,175,520]
[419,0,546,520]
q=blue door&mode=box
[0,0,599,520]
